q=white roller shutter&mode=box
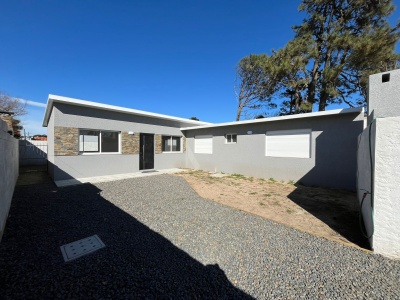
[266,129,311,158]
[195,135,213,154]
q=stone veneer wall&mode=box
[182,136,186,152]
[54,127,79,156]
[121,132,139,154]
[155,134,162,154]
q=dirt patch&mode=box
[175,170,369,250]
[17,166,52,186]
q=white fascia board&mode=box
[42,94,212,127]
[181,107,364,131]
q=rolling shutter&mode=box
[195,135,213,154]
[266,129,311,158]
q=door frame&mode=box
[139,133,155,170]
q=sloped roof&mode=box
[42,94,212,127]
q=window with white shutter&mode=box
[266,129,311,158]
[194,135,213,154]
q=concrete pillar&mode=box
[368,69,400,123]
[358,69,400,259]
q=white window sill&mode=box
[79,152,121,155]
[161,151,183,154]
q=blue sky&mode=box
[1,1,399,135]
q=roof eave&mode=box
[180,107,364,131]
[42,94,212,127]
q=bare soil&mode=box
[175,170,369,250]
[17,166,52,186]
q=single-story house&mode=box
[43,95,364,190]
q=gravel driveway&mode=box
[1,175,399,299]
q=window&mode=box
[79,130,120,154]
[162,136,181,152]
[226,133,237,144]
[266,129,311,158]
[194,135,213,154]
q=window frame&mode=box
[161,135,182,153]
[79,129,121,155]
[225,133,237,144]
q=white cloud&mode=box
[20,105,47,135]
[21,120,47,136]
[23,99,47,108]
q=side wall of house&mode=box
[47,110,55,179]
[50,103,187,181]
[184,112,364,190]
[0,119,19,241]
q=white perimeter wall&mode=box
[358,116,400,259]
[0,119,19,241]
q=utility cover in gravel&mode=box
[0,175,399,299]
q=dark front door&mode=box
[139,133,154,170]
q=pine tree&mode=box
[236,0,400,118]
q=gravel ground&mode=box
[1,175,399,299]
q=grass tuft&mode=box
[286,208,295,214]
[230,173,245,179]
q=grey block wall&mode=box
[0,119,19,241]
[48,103,187,181]
[184,111,364,190]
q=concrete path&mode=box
[54,168,185,187]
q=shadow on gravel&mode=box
[0,182,252,299]
[288,186,370,249]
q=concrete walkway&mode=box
[54,168,185,187]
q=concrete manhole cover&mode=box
[60,235,105,262]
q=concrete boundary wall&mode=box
[0,119,19,241]
[358,116,400,259]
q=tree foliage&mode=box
[236,0,400,119]
[234,54,278,120]
[0,90,27,135]
[0,91,27,116]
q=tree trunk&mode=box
[307,60,319,105]
[236,105,243,121]
[319,90,329,111]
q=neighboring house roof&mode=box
[42,94,212,127]
[180,107,364,130]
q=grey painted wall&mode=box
[53,155,138,180]
[54,103,195,134]
[47,111,55,179]
[0,119,19,241]
[49,103,187,181]
[155,153,186,170]
[184,111,364,190]
[357,125,374,247]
